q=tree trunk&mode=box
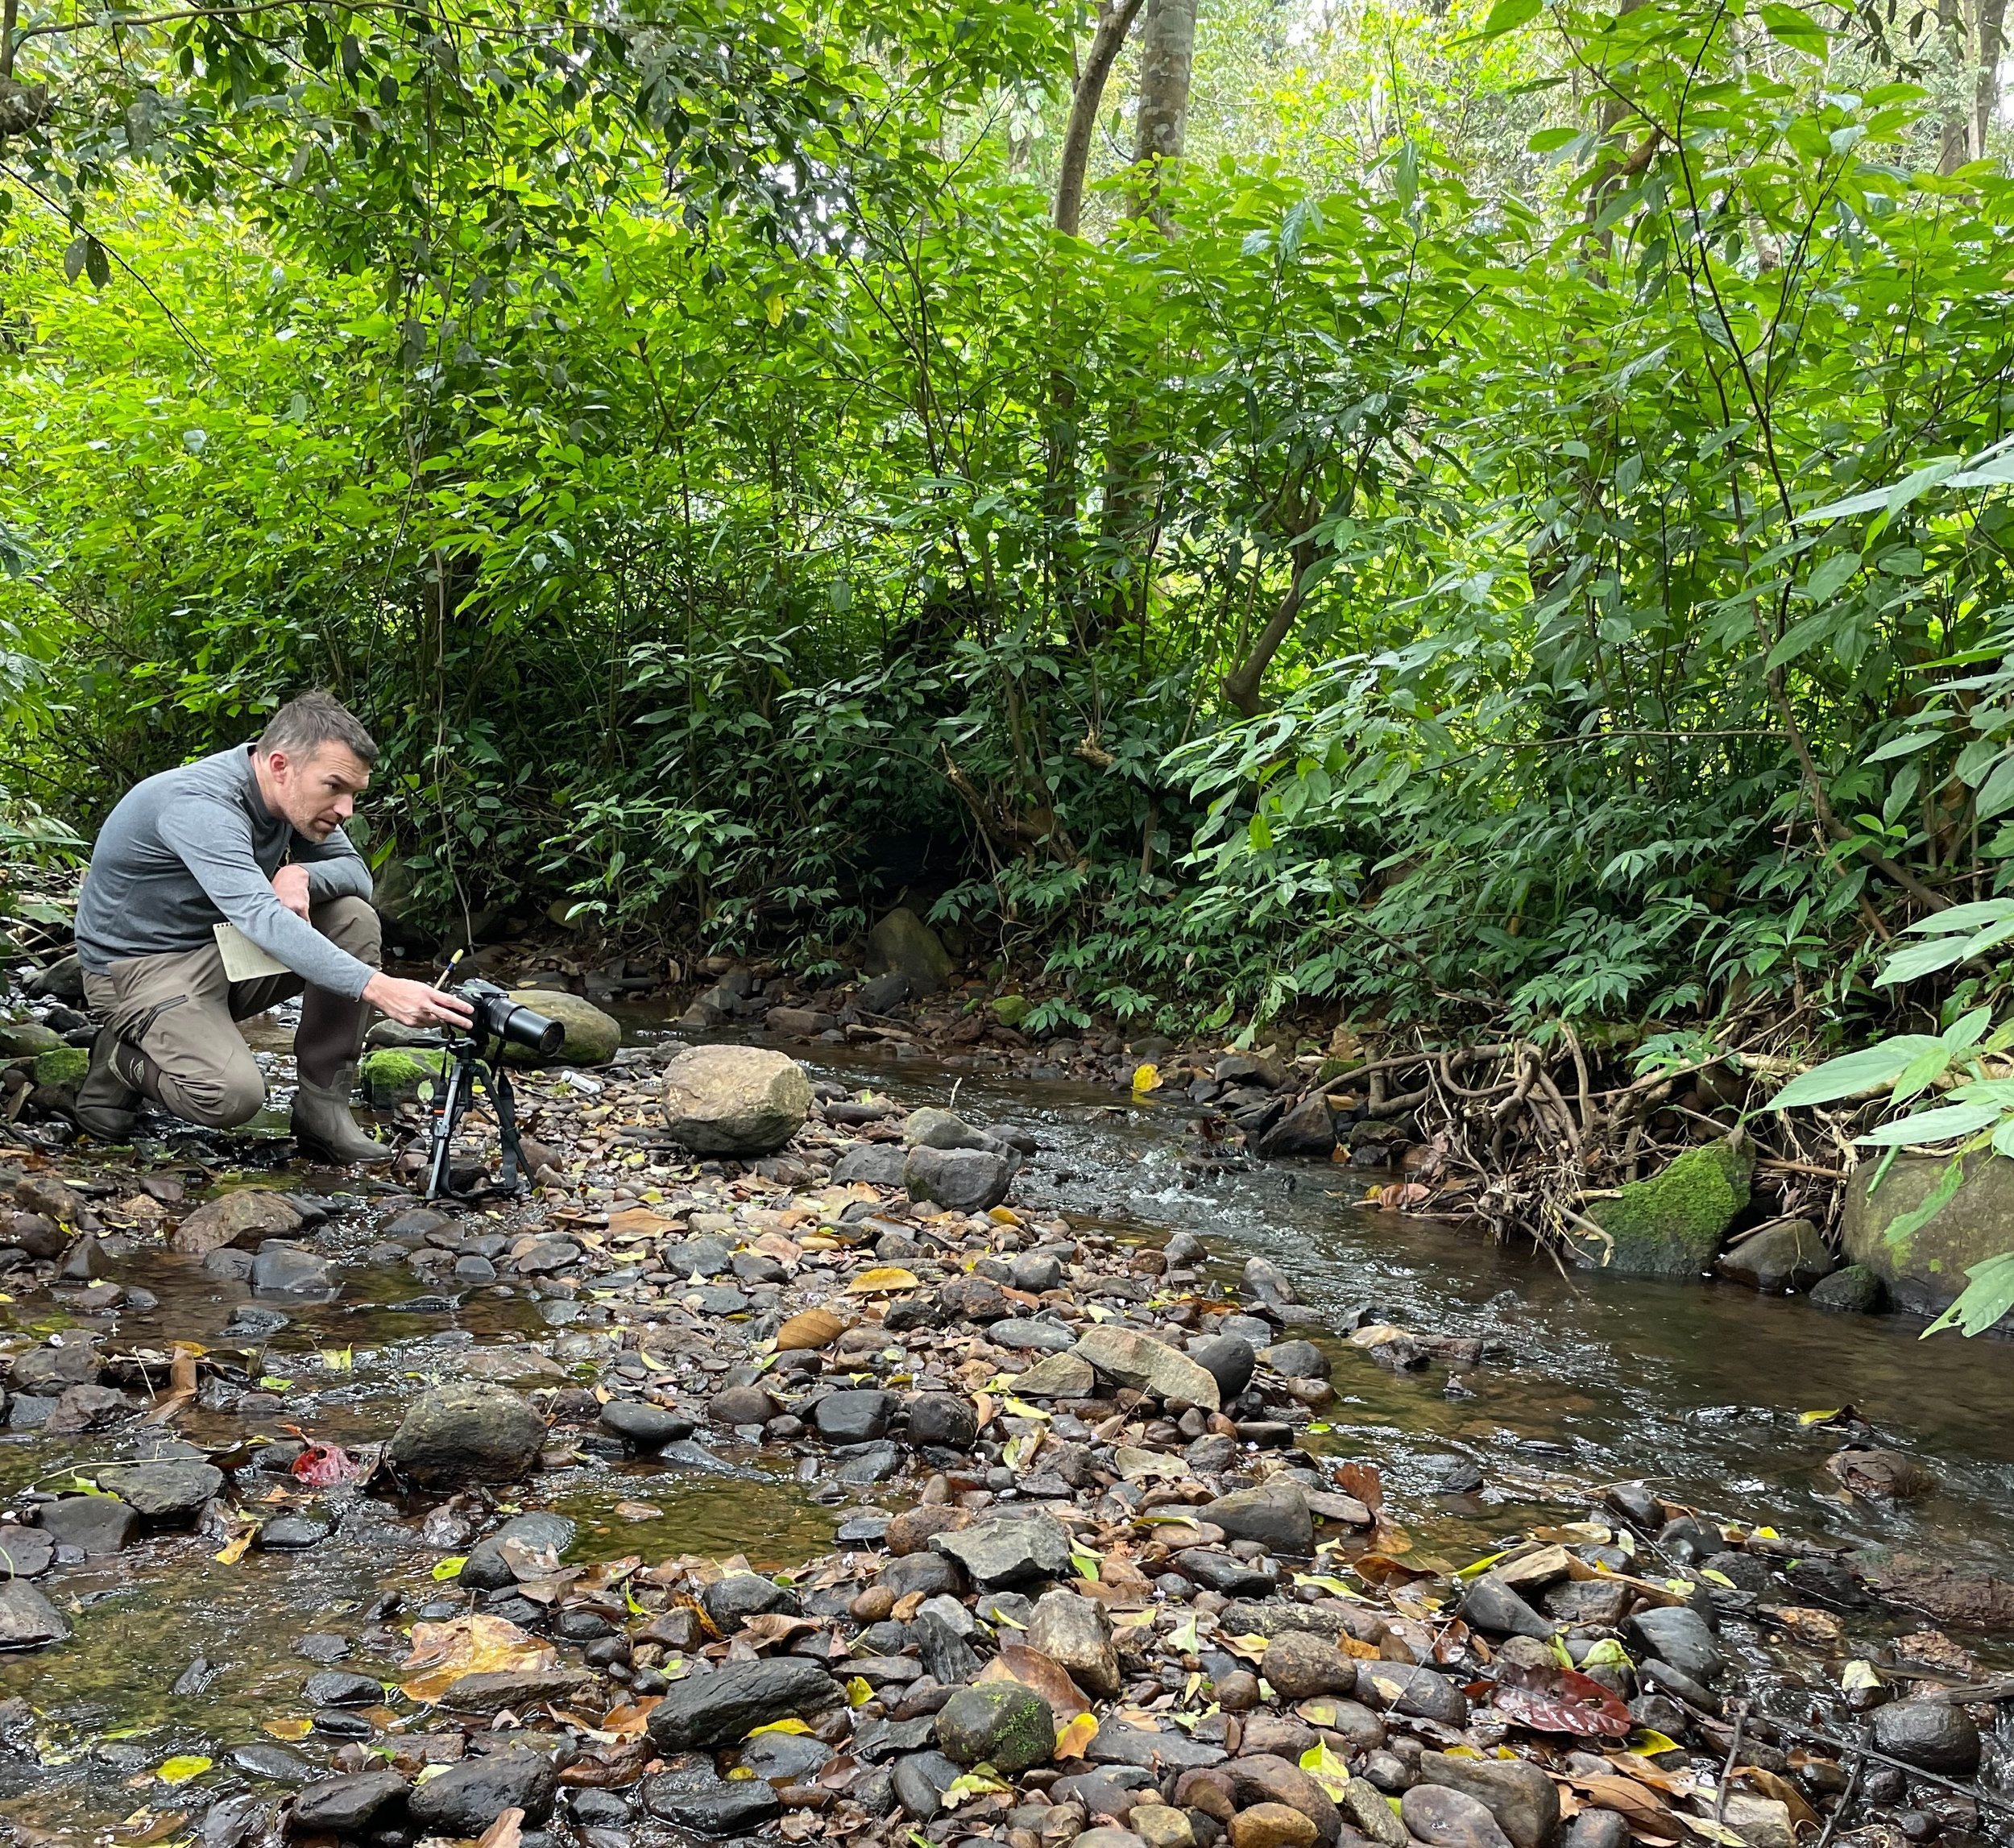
[1976,0,2008,162]
[1220,521,1320,717]
[1939,0,1972,172]
[1053,0,1149,237]
[1129,0,1198,230]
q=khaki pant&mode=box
[81,896,380,1129]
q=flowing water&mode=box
[6,1028,2014,1838]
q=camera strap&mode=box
[489,1060,526,1194]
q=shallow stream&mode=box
[3,1030,2013,1838]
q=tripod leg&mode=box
[425,1058,471,1202]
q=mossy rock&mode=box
[359,1046,454,1107]
[992,995,1030,1029]
[31,1047,89,1089]
[1841,1152,2014,1317]
[500,990,620,1067]
[1573,1135,1753,1279]
[0,1020,67,1059]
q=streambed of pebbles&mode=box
[0,1042,2004,1848]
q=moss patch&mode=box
[359,1046,453,1107]
[991,995,1030,1029]
[1577,1135,1754,1279]
[31,1046,90,1089]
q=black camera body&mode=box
[450,978,566,1059]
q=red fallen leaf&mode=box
[292,1441,363,1488]
[1490,1664,1633,1737]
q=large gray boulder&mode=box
[1842,1153,2014,1318]
[388,1386,545,1485]
[864,908,955,995]
[661,1046,812,1155]
[501,990,620,1067]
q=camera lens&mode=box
[500,1003,566,1057]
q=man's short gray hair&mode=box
[258,690,378,766]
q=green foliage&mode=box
[6,0,2014,1226]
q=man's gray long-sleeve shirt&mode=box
[74,745,377,998]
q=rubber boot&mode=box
[72,1029,147,1142]
[291,1063,393,1165]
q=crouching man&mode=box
[70,690,472,1161]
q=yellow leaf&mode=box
[1055,1713,1099,1759]
[320,1347,354,1371]
[263,1717,313,1742]
[1699,1569,1736,1589]
[1797,1409,1841,1426]
[749,1718,813,1736]
[157,1755,212,1786]
[212,1531,252,1566]
[765,294,785,326]
[1133,1063,1162,1093]
[1841,1659,1881,1693]
[1628,1730,1684,1757]
[1299,1739,1351,1799]
[846,1266,919,1295]
[432,1556,466,1581]
[847,1676,873,1707]
[727,1766,756,1780]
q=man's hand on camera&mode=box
[363,973,477,1030]
[271,864,313,920]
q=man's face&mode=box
[263,743,371,841]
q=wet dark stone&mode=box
[891,1749,963,1821]
[408,1743,559,1830]
[290,1769,409,1832]
[736,1730,835,1782]
[460,1510,577,1590]
[0,1529,55,1579]
[1627,1607,1725,1682]
[643,1775,784,1833]
[312,1707,375,1738]
[1870,1701,1982,1776]
[35,1494,137,1556]
[702,1572,800,1630]
[814,1389,896,1444]
[835,1438,902,1483]
[1190,1335,1257,1402]
[1458,1572,1553,1640]
[305,1669,384,1706]
[644,1657,841,1751]
[556,1608,615,1642]
[1175,1548,1275,1596]
[906,1393,977,1451]
[93,1461,223,1523]
[257,1514,332,1549]
[598,1400,694,1448]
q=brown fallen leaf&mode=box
[474,1809,524,1848]
[1564,1774,1684,1839]
[400,1614,556,1704]
[978,1643,1089,1725]
[1731,1766,1820,1832]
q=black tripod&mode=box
[421,1022,532,1203]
